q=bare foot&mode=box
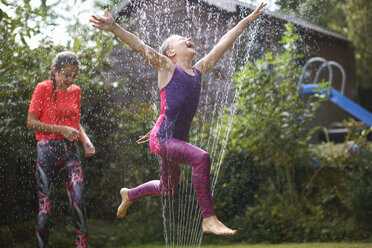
[117,188,132,219]
[202,215,237,235]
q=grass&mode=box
[122,243,372,248]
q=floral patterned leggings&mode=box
[36,139,87,248]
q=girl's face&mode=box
[54,64,79,89]
[169,36,196,59]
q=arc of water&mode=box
[187,7,240,248]
[210,16,262,194]
[191,16,263,248]
[183,5,210,247]
[175,4,221,247]
[187,34,238,248]
[188,21,221,248]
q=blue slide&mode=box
[301,84,372,127]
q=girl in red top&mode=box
[27,51,95,248]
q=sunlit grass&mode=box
[123,243,372,248]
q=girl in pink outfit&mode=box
[90,2,266,235]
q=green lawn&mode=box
[123,243,372,248]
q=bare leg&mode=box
[202,215,237,235]
[117,188,133,219]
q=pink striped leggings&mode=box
[128,138,215,218]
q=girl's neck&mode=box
[173,55,193,69]
[55,81,70,91]
[175,60,193,71]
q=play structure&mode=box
[299,57,372,127]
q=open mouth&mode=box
[186,43,194,48]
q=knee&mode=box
[195,152,211,168]
[69,163,84,185]
[38,192,52,215]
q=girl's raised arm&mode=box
[194,2,266,75]
[90,9,171,71]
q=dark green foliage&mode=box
[315,124,372,240]
[0,0,59,237]
[214,151,258,220]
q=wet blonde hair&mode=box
[159,35,182,56]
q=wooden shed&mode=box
[108,0,357,137]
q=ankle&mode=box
[203,215,218,224]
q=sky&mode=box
[26,0,278,49]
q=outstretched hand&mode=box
[246,2,267,22]
[90,9,116,32]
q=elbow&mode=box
[27,112,38,130]
[27,116,35,130]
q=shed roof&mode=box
[113,0,350,43]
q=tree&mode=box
[0,0,58,235]
[343,0,372,90]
